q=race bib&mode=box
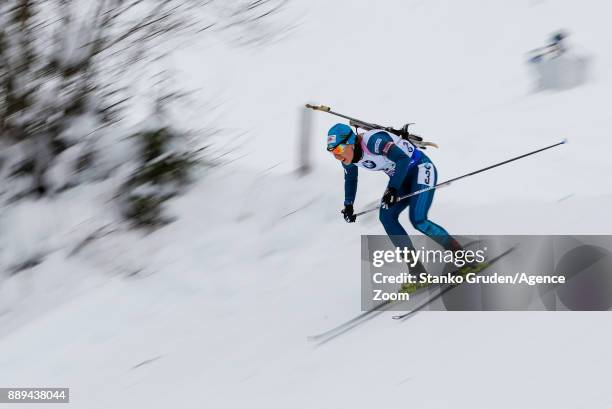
[417,163,435,187]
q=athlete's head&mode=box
[327,123,356,165]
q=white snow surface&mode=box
[2,1,612,408]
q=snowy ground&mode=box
[2,0,612,408]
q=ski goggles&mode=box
[327,134,352,154]
[329,143,348,155]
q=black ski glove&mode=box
[381,187,398,209]
[341,204,357,223]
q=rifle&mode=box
[305,104,438,149]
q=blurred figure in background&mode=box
[527,29,590,91]
[528,30,568,63]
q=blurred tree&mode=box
[120,88,200,228]
[0,0,291,225]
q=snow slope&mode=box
[2,1,612,408]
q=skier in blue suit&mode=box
[326,123,461,253]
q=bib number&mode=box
[417,163,435,187]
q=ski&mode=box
[391,246,517,320]
[306,298,397,343]
[307,240,482,343]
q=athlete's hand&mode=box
[341,204,357,223]
[381,187,398,209]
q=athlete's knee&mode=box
[379,208,399,228]
[409,213,426,230]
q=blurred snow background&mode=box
[1,0,612,408]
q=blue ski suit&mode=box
[342,129,455,250]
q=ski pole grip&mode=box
[305,104,331,112]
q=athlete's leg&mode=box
[408,158,458,250]
[379,179,430,275]
[379,190,411,249]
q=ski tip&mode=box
[392,315,402,320]
[562,138,569,144]
[307,335,323,343]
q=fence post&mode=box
[297,105,313,176]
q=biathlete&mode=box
[326,123,461,253]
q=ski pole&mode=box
[354,139,567,217]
